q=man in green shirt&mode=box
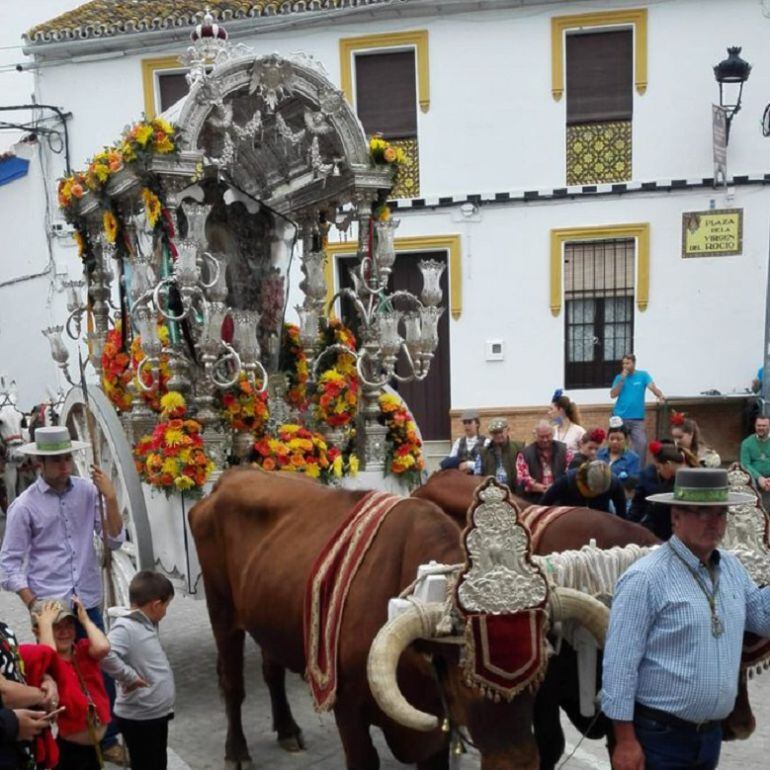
[740,415,770,508]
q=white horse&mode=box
[0,401,27,513]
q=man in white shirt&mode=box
[441,410,487,473]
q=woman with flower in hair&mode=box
[628,440,696,539]
[669,411,721,467]
[568,427,606,469]
[548,390,585,452]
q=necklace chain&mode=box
[668,543,724,638]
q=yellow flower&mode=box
[94,164,110,183]
[160,391,186,414]
[332,455,343,478]
[164,429,184,447]
[141,188,162,228]
[73,230,85,257]
[174,475,195,491]
[102,210,118,243]
[158,324,170,345]
[134,124,154,146]
[348,454,359,476]
[305,463,320,479]
[281,424,301,434]
[179,448,191,463]
[120,141,136,162]
[152,118,174,135]
[161,457,179,476]
[154,136,174,154]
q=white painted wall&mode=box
[325,182,768,408]
[0,0,74,151]
[0,142,83,404]
[0,0,767,409]
[27,0,770,191]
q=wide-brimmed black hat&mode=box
[646,468,755,506]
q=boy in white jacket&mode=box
[101,571,175,769]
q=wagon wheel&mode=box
[61,387,153,613]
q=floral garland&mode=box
[252,424,332,480]
[119,117,178,165]
[220,373,270,434]
[133,392,215,495]
[141,187,162,229]
[280,324,309,410]
[101,322,133,413]
[314,319,358,430]
[102,208,119,244]
[314,369,358,428]
[58,173,87,212]
[328,444,359,479]
[56,116,180,252]
[378,392,424,487]
[85,148,123,194]
[369,135,406,166]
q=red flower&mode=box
[649,440,663,457]
[669,411,686,427]
[588,428,606,444]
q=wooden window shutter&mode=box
[566,30,633,125]
[355,50,417,138]
[157,72,190,113]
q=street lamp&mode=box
[713,46,751,143]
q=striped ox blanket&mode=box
[519,505,580,551]
[304,490,403,711]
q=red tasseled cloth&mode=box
[18,644,62,769]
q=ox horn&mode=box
[367,603,444,732]
[548,587,609,646]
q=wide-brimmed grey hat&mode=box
[488,417,508,433]
[461,409,480,422]
[30,598,76,627]
[19,426,90,456]
[646,468,755,506]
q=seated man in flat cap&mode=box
[474,418,522,488]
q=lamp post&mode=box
[713,46,751,144]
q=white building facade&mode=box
[4,0,769,449]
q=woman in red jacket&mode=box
[33,600,110,770]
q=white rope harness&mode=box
[534,543,657,600]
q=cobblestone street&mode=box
[2,590,770,769]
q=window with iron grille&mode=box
[565,29,633,185]
[354,50,420,197]
[564,239,635,389]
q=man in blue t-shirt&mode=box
[609,353,665,463]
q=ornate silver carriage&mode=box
[46,18,445,601]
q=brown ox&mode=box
[414,470,756,766]
[189,467,606,770]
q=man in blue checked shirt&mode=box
[602,467,770,770]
